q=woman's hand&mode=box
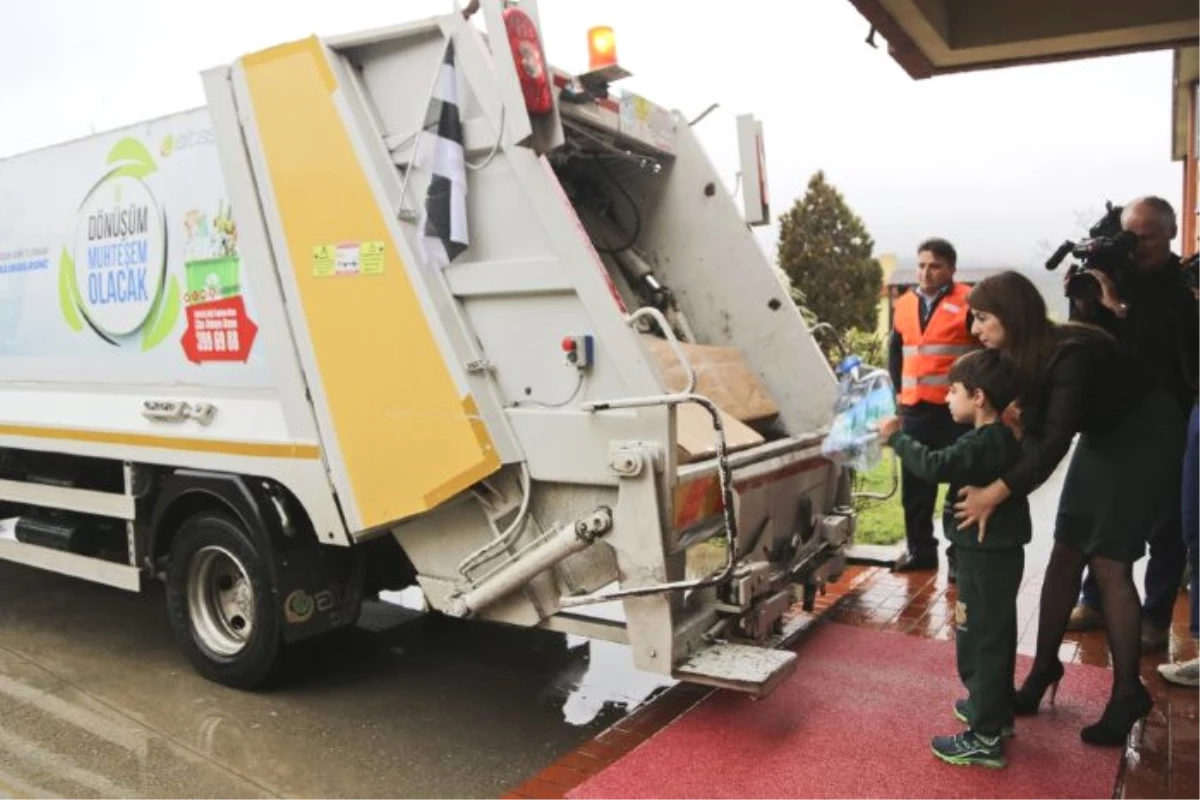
[955,481,1011,543]
[1001,402,1024,441]
[1083,269,1127,318]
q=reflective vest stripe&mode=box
[902,375,951,387]
[901,344,975,357]
[894,282,976,405]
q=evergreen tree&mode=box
[777,172,883,343]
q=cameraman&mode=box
[1066,197,1200,651]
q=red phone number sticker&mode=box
[181,297,258,363]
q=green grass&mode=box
[853,449,949,546]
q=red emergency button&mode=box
[561,336,577,352]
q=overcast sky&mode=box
[1,0,1185,268]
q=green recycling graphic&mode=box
[57,137,181,351]
[0,107,268,384]
[54,134,256,363]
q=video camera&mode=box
[1044,202,1139,302]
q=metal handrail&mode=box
[560,392,738,607]
[629,307,696,394]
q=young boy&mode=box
[876,348,1029,769]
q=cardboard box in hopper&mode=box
[640,335,782,462]
[640,336,780,424]
[674,404,764,463]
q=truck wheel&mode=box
[165,512,283,689]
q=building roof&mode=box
[842,0,1198,81]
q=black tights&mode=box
[1029,541,1143,701]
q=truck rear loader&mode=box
[0,1,852,694]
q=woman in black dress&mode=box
[953,270,1160,746]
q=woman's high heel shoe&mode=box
[1081,685,1153,746]
[1013,660,1065,716]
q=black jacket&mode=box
[1001,326,1131,497]
[1072,255,1199,411]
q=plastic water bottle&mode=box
[823,355,896,471]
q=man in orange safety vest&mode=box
[887,238,978,580]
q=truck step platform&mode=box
[673,642,797,698]
[844,543,904,566]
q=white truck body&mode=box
[0,3,851,693]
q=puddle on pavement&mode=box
[533,593,676,729]
[538,547,739,728]
[334,540,736,730]
[362,543,730,729]
[551,637,674,727]
[373,588,675,729]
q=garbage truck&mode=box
[0,1,854,694]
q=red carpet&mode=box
[569,623,1122,799]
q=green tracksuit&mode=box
[888,422,1031,737]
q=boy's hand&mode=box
[875,416,901,440]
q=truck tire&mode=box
[165,512,283,689]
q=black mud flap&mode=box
[150,471,366,646]
[275,542,365,644]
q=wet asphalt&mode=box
[0,569,669,798]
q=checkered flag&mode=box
[418,42,469,269]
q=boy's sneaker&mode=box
[952,698,1015,737]
[931,730,1006,769]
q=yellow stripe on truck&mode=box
[0,424,321,460]
[241,37,500,529]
